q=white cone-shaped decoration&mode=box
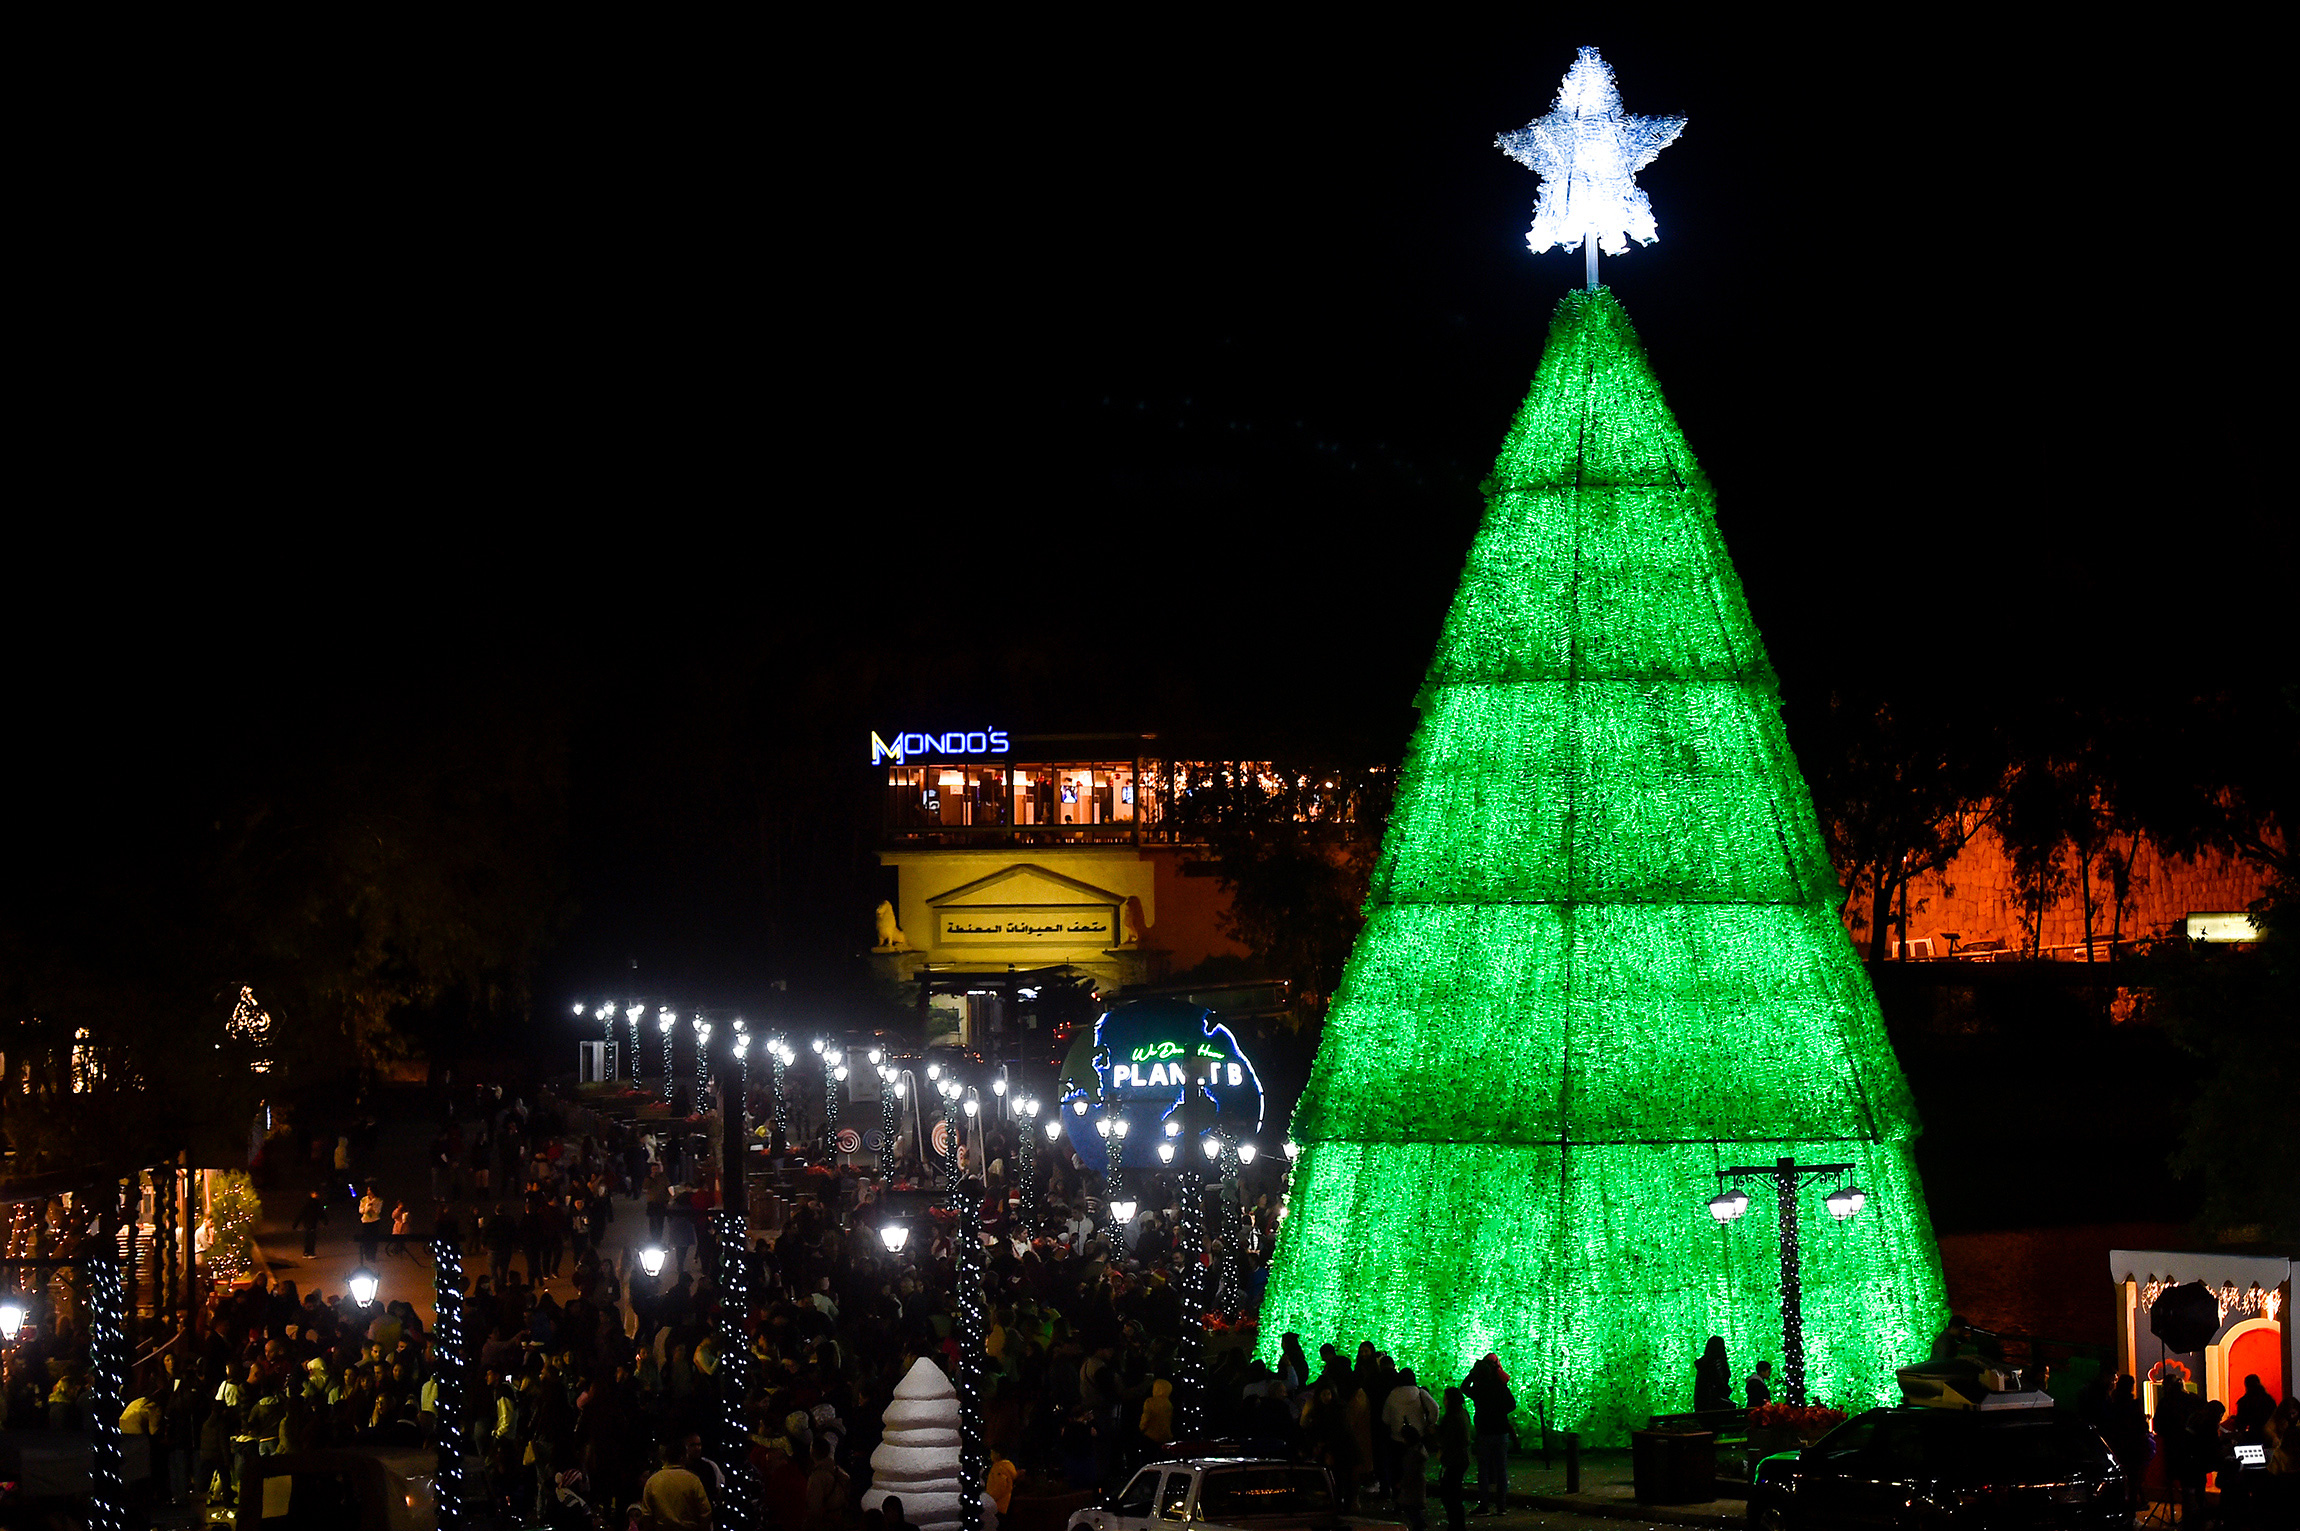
[862,1357,964,1531]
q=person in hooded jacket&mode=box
[1463,1355,1515,1515]
[1139,1377,1174,1448]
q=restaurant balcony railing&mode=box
[879,820,1205,848]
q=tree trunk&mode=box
[1868,871,1895,964]
[2079,848,2095,961]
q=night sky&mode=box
[15,18,2284,1023]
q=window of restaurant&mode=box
[879,745,1372,843]
[886,766,1013,829]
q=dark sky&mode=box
[15,17,2285,1019]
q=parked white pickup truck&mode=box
[1067,1458,1402,1531]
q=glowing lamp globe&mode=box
[1044,1121,1062,1140]
[1111,1117,1129,1139]
[926,1062,940,1080]
[572,1004,585,1016]
[1825,1186,1868,1221]
[1111,1199,1137,1223]
[1238,1142,1257,1164]
[0,1302,23,1341]
[879,1223,910,1255]
[348,1266,381,1309]
[1095,1116,1111,1139]
[1283,1139,1301,1161]
[1201,1135,1221,1161]
[896,1077,909,1098]
[962,1097,978,1117]
[868,1047,884,1065]
[834,1066,849,1081]
[639,1247,668,1278]
[1072,1099,1087,1116]
[1157,1142,1176,1164]
[1708,1190,1750,1223]
[992,1077,1007,1096]
[1164,1119,1181,1137]
[658,1016,675,1034]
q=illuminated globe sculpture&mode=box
[1257,52,1947,1444]
[1056,999,1264,1168]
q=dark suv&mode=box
[1748,1405,2127,1529]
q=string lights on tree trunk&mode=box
[86,1248,127,1531]
[956,1174,990,1531]
[432,1237,468,1528]
[714,1209,756,1527]
[1217,1137,1245,1322]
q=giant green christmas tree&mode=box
[1257,284,1948,1440]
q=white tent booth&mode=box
[2111,1248,2292,1420]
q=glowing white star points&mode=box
[1498,47,1685,267]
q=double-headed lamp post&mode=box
[1016,1096,1043,1229]
[877,1060,903,1177]
[769,1038,795,1150]
[1094,1111,1133,1232]
[1706,1157,1869,1407]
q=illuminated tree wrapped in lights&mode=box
[1174,1159,1208,1435]
[1257,284,1948,1443]
[956,1177,991,1531]
[432,1238,469,1529]
[714,1209,756,1528]
[771,1038,793,1149]
[86,1251,128,1531]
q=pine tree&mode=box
[1259,287,1947,1441]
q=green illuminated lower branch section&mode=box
[1258,1135,1947,1443]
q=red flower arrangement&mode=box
[1747,1404,1846,1438]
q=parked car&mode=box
[1068,1458,1396,1531]
[1749,1404,2126,1529]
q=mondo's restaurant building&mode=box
[866,727,1368,1041]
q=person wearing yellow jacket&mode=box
[1140,1378,1175,1446]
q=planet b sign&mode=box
[1057,997,1265,1170]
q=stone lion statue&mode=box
[873,900,912,951]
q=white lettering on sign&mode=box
[872,729,1012,764]
[1105,1059,1248,1090]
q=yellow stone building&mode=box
[865,731,1272,1043]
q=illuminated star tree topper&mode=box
[1497,46,1685,286]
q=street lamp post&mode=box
[658,1010,677,1104]
[820,1041,845,1146]
[731,1020,750,1123]
[1094,1111,1130,1237]
[1707,1156,1869,1407]
[936,1078,963,1190]
[692,1017,713,1103]
[625,1004,644,1083]
[769,1038,793,1151]
[710,1019,755,1530]
[1214,1130,1254,1322]
[1174,1087,1219,1436]
[1016,1097,1042,1231]
[878,1062,903,1178]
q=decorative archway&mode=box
[2206,1314,2284,1408]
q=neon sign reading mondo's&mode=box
[871,729,1011,764]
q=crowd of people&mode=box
[5,1078,2297,1530]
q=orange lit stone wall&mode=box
[1843,819,2273,956]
